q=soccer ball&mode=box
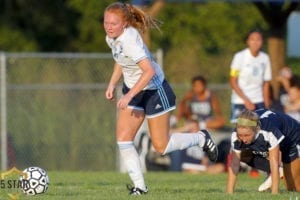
[19,166,49,195]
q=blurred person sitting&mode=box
[271,66,293,112]
[174,75,226,130]
[169,75,228,173]
[284,83,300,122]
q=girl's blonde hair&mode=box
[105,2,161,33]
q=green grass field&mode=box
[0,171,299,200]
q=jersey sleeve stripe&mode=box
[268,135,285,151]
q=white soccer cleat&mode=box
[126,184,148,195]
[258,175,272,192]
[258,166,284,192]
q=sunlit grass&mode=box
[0,171,298,200]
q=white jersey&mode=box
[230,48,272,104]
[106,26,164,90]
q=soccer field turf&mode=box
[1,171,299,200]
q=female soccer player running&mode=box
[103,2,218,195]
[227,109,300,194]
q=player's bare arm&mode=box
[226,150,240,194]
[269,145,280,194]
[230,76,255,110]
[106,63,123,100]
[263,81,271,109]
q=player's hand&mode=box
[105,85,115,101]
[117,94,132,109]
[244,99,255,110]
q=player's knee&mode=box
[116,131,135,142]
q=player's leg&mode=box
[147,112,204,153]
[239,150,280,191]
[147,112,217,162]
[246,154,271,173]
[283,158,300,191]
[170,120,199,133]
[116,108,145,141]
[116,108,148,194]
[168,120,201,171]
[145,80,217,161]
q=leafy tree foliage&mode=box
[150,2,267,82]
[0,26,37,51]
[67,0,115,52]
[0,0,275,83]
[0,0,80,51]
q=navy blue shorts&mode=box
[122,80,176,118]
[230,102,265,123]
[281,143,300,163]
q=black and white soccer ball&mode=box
[19,166,49,195]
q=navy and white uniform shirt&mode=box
[189,92,213,121]
[232,109,300,163]
[106,26,164,90]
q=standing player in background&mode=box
[229,29,272,122]
[103,2,217,195]
[226,109,300,194]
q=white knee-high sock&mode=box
[117,141,146,190]
[163,132,206,155]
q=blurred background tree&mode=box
[0,0,80,51]
[150,2,269,83]
[0,0,299,84]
